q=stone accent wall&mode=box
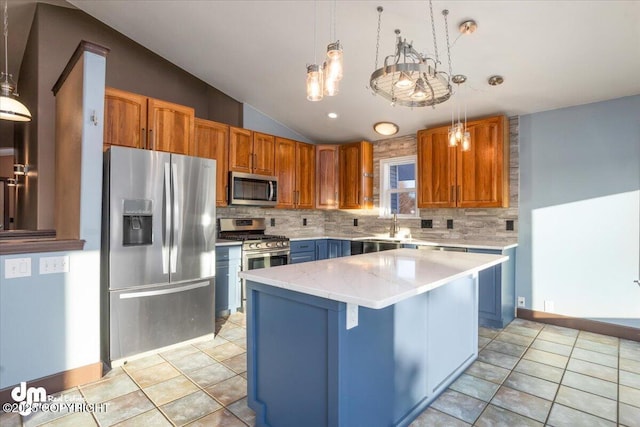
[218,116,519,244]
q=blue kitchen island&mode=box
[240,248,508,427]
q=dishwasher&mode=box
[419,245,468,252]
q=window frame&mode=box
[379,155,419,219]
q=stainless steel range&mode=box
[218,218,290,305]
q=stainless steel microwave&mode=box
[229,171,278,206]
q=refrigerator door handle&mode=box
[163,162,171,274]
[170,162,179,274]
[119,280,210,299]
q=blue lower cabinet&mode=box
[215,245,242,317]
[316,240,328,260]
[290,240,316,264]
[341,240,351,257]
[468,247,516,328]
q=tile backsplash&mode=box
[217,116,519,244]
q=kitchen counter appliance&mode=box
[218,218,289,306]
[102,146,217,363]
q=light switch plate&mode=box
[5,258,32,279]
[40,256,70,274]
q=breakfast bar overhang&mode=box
[240,248,508,427]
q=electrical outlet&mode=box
[506,220,515,231]
[421,219,433,229]
[40,256,70,275]
[270,218,276,227]
[303,218,307,226]
[353,218,358,226]
[447,219,454,229]
[544,300,555,312]
[517,296,525,307]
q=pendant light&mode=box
[306,0,323,101]
[0,1,31,122]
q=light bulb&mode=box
[462,132,471,151]
[410,77,428,100]
[455,124,463,142]
[394,71,413,88]
[306,64,323,101]
[326,42,343,81]
[448,128,458,147]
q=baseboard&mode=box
[517,308,640,342]
[0,362,103,406]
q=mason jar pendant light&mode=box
[306,0,324,101]
[322,0,342,97]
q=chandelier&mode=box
[369,1,454,108]
[0,1,31,122]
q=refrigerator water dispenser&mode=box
[122,199,153,246]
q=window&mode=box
[379,156,418,218]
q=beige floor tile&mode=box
[161,391,222,426]
[23,388,86,426]
[621,357,640,375]
[430,389,487,424]
[204,342,245,362]
[484,340,527,358]
[194,335,230,351]
[126,362,181,388]
[186,361,237,388]
[449,373,499,402]
[530,338,573,356]
[185,408,246,427]
[169,351,217,373]
[566,358,618,383]
[477,349,520,370]
[555,385,617,422]
[619,403,640,427]
[490,386,551,423]
[504,324,540,338]
[514,359,564,383]
[536,331,576,347]
[474,404,543,427]
[574,338,618,356]
[93,390,154,427]
[226,397,256,426]
[232,338,247,350]
[160,345,199,363]
[522,348,568,369]
[478,327,500,339]
[112,408,172,427]
[494,331,535,347]
[221,353,247,374]
[121,354,165,372]
[620,369,640,389]
[620,384,640,408]
[578,331,619,347]
[542,324,579,338]
[620,339,640,362]
[465,360,511,384]
[0,411,22,427]
[39,411,99,427]
[571,347,618,368]
[228,312,246,327]
[509,318,544,331]
[143,375,199,406]
[409,407,471,426]
[217,325,246,342]
[561,371,617,400]
[80,374,139,404]
[546,403,615,427]
[503,371,558,401]
[205,375,248,406]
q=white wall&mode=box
[518,95,640,327]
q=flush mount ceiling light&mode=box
[369,1,472,108]
[373,122,399,136]
[488,75,504,86]
[0,1,31,122]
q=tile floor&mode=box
[1,315,639,426]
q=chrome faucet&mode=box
[390,213,400,238]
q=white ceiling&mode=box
[26,1,640,142]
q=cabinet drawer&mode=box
[291,240,315,252]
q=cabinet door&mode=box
[417,129,456,208]
[296,142,316,209]
[275,137,296,208]
[195,119,229,206]
[457,116,509,208]
[316,240,328,260]
[328,240,342,258]
[229,127,253,173]
[103,87,147,150]
[253,132,276,176]
[147,98,195,155]
[316,145,339,209]
[339,142,373,209]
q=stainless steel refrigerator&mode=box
[102,146,216,363]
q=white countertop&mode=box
[240,248,508,309]
[289,235,517,251]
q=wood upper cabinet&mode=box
[104,87,147,150]
[418,115,509,208]
[194,118,229,206]
[147,98,195,155]
[274,137,315,209]
[229,128,275,176]
[103,87,195,155]
[315,145,339,209]
[339,141,373,209]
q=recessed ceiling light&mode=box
[327,112,338,119]
[373,122,399,136]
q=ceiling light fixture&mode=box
[306,1,323,101]
[327,112,338,119]
[369,2,462,108]
[0,1,31,122]
[373,122,399,136]
[488,75,504,86]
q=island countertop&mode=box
[240,248,508,309]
